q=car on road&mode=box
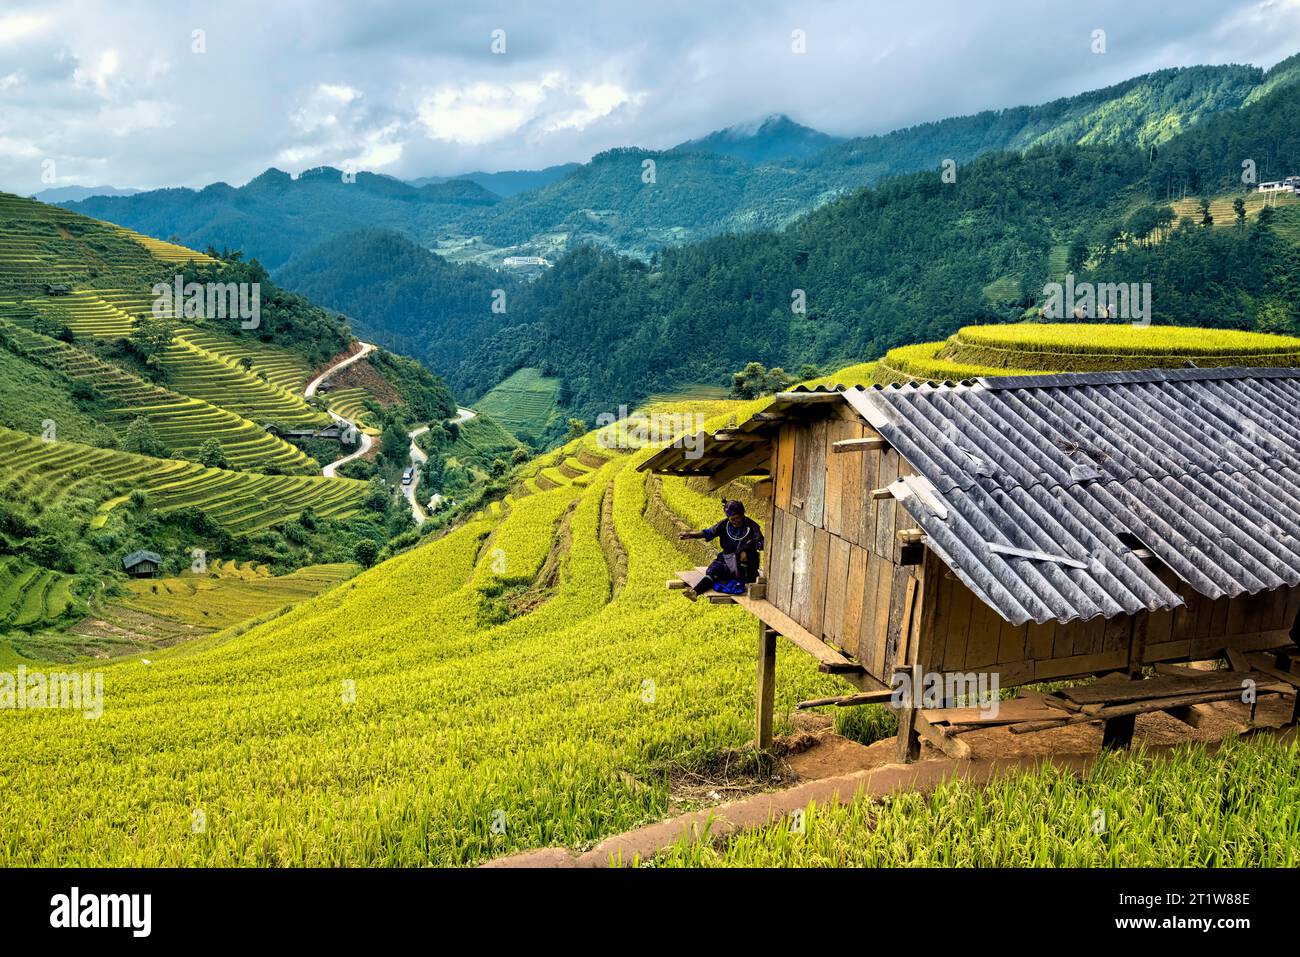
[402,467,415,486]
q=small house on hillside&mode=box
[642,367,1300,760]
[122,550,163,578]
[44,284,71,296]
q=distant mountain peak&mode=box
[672,114,843,164]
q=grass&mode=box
[476,367,562,439]
[656,736,1300,866]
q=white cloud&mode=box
[0,12,52,45]
[417,73,640,145]
[0,0,1293,195]
[73,49,120,93]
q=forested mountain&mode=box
[276,229,520,374]
[65,59,1286,269]
[671,114,843,164]
[407,164,582,197]
[32,185,140,203]
[67,168,499,272]
[449,70,1300,423]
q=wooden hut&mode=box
[122,550,163,578]
[641,368,1300,760]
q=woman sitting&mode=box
[679,499,764,600]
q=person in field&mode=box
[679,499,764,600]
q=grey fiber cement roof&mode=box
[649,367,1300,627]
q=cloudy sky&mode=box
[2,0,1299,195]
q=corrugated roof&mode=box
[845,367,1300,625]
[644,367,1300,626]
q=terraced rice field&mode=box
[323,387,377,429]
[0,192,162,290]
[21,290,135,337]
[0,556,84,630]
[117,562,358,630]
[1170,190,1299,228]
[0,425,369,534]
[476,367,562,438]
[107,226,218,265]
[159,334,328,428]
[0,345,1292,867]
[2,320,316,473]
[177,327,313,394]
[874,324,1300,383]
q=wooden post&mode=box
[756,623,777,750]
[1103,615,1147,751]
[895,662,922,763]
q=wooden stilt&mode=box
[756,623,777,750]
[895,663,922,763]
[1101,713,1136,750]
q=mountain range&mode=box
[65,60,1296,272]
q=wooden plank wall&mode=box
[928,564,1300,688]
[767,409,921,683]
[763,408,1300,689]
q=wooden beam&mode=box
[869,487,893,501]
[914,711,973,761]
[797,689,897,709]
[756,623,777,751]
[706,444,773,490]
[818,661,866,675]
[730,593,855,669]
[832,437,888,454]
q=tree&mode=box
[33,308,74,342]
[1198,196,1213,227]
[353,539,379,568]
[363,476,390,512]
[196,438,229,469]
[1233,197,1247,229]
[380,420,411,469]
[128,315,176,362]
[1066,234,1090,272]
[510,447,529,465]
[565,418,587,442]
[490,458,508,476]
[122,417,169,457]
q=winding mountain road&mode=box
[307,340,476,522]
[402,407,476,524]
[305,341,377,479]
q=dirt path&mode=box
[484,710,1300,868]
[304,341,374,397]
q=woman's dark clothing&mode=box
[696,516,764,592]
